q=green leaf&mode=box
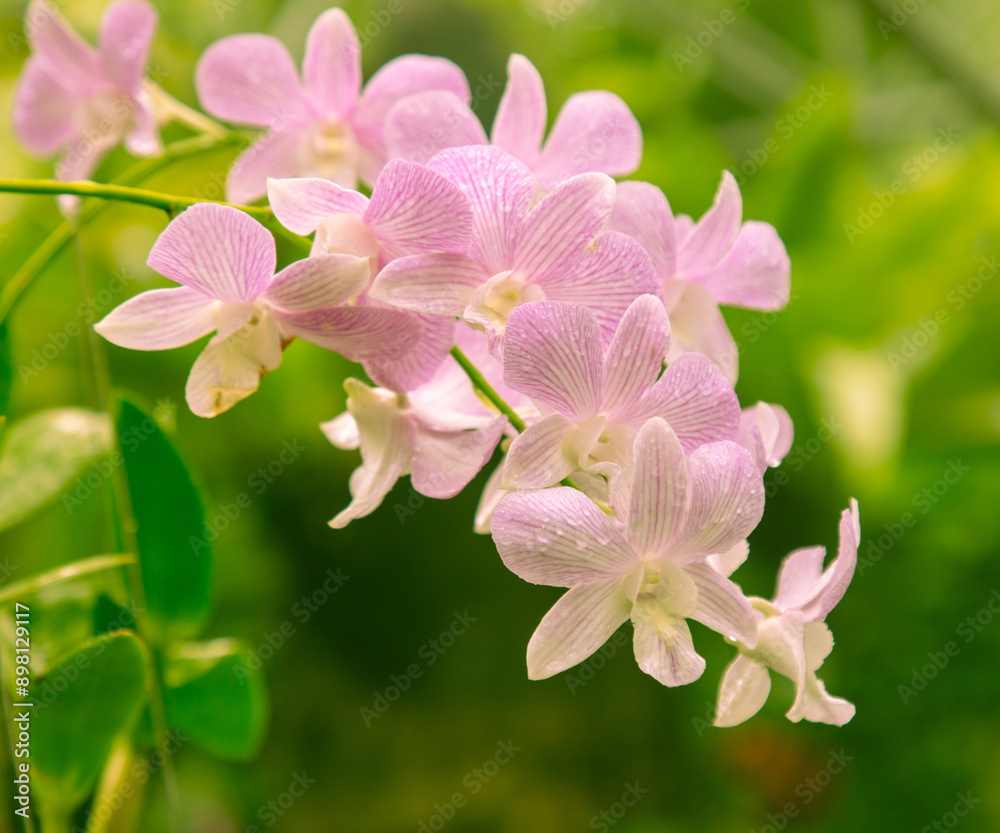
[117,398,211,644]
[0,408,112,532]
[163,638,269,761]
[0,320,11,419]
[31,632,148,823]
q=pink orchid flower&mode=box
[500,296,740,515]
[714,499,860,727]
[492,417,765,686]
[738,401,794,474]
[369,145,658,351]
[385,53,642,191]
[195,7,470,203]
[13,0,161,205]
[324,326,508,528]
[95,203,419,417]
[268,157,475,391]
[609,172,791,383]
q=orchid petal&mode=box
[632,613,705,687]
[411,417,507,499]
[278,305,420,360]
[609,181,676,279]
[491,53,546,164]
[699,220,791,310]
[226,128,306,205]
[267,177,369,236]
[362,310,455,393]
[303,8,360,117]
[264,254,370,312]
[686,560,757,647]
[384,91,486,165]
[95,287,216,350]
[678,171,742,275]
[502,414,606,491]
[602,295,671,417]
[26,0,100,81]
[369,253,488,316]
[12,59,76,155]
[99,1,156,92]
[627,418,689,559]
[714,655,771,727]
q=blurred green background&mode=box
[1,0,999,830]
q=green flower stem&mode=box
[450,344,526,433]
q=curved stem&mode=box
[450,345,526,433]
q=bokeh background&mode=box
[1,0,999,830]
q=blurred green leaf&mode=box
[0,321,10,420]
[163,638,268,761]
[0,408,112,533]
[31,632,148,824]
[118,398,211,645]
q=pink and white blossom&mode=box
[492,418,765,685]
[195,8,469,203]
[609,173,791,382]
[500,296,740,513]
[385,53,642,190]
[369,145,658,350]
[95,203,418,417]
[13,0,161,208]
[714,499,860,727]
[738,401,794,474]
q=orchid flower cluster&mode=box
[15,1,860,728]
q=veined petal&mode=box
[678,171,742,275]
[699,221,791,311]
[674,441,765,561]
[364,159,472,259]
[513,172,615,282]
[706,540,749,578]
[602,295,671,417]
[626,419,688,558]
[428,146,536,275]
[492,487,635,587]
[303,8,360,117]
[267,177,369,236]
[362,309,455,393]
[713,654,771,728]
[686,560,757,647]
[632,612,705,687]
[329,380,415,528]
[184,310,282,418]
[13,58,77,156]
[773,546,826,613]
[609,181,676,279]
[797,499,860,622]
[369,253,488,316]
[263,254,370,311]
[278,304,421,361]
[226,128,306,205]
[147,204,276,303]
[539,231,659,340]
[384,91,486,164]
[26,0,101,82]
[95,286,216,350]
[526,579,631,679]
[411,417,507,499]
[473,461,508,534]
[503,301,604,419]
[666,284,740,384]
[738,401,794,473]
[629,352,740,452]
[491,53,546,164]
[502,413,605,491]
[533,91,642,188]
[354,54,470,131]
[99,1,156,92]
[195,34,307,126]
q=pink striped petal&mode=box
[12,58,76,155]
[384,91,487,165]
[279,304,420,360]
[714,654,771,727]
[303,8,360,117]
[602,295,671,417]
[124,94,161,156]
[503,301,604,420]
[147,204,276,303]
[195,34,307,126]
[526,579,631,679]
[675,441,765,561]
[492,487,635,587]
[473,462,507,534]
[666,285,740,384]
[629,352,740,452]
[678,171,742,275]
[538,231,659,340]
[799,499,860,622]
[491,54,546,164]
[95,287,216,350]
[773,546,826,612]
[364,159,472,259]
[428,146,536,275]
[362,310,455,393]
[533,91,642,188]
[354,54,470,129]
[686,560,757,646]
[699,221,791,310]
[226,128,306,205]
[411,417,507,499]
[632,614,705,687]
[513,172,615,282]
[26,0,101,82]
[609,181,676,280]
[267,177,369,236]
[369,253,488,315]
[502,414,606,491]
[738,401,794,473]
[99,1,156,92]
[627,418,688,558]
[264,254,370,311]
